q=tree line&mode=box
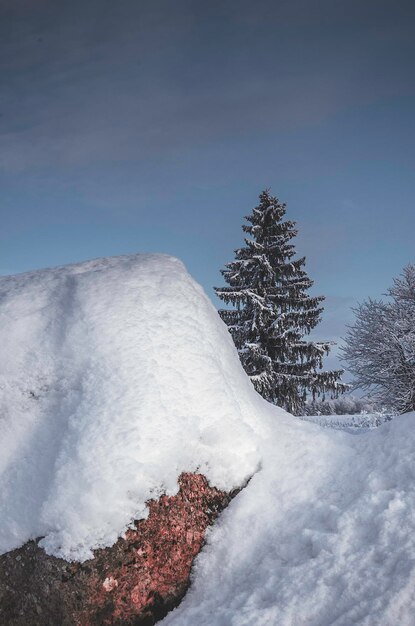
[215,190,414,416]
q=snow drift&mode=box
[163,412,415,626]
[1,253,415,625]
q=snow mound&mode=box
[0,254,273,561]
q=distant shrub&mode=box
[303,395,391,417]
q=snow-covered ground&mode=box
[1,254,414,624]
[164,413,415,626]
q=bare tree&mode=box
[341,265,415,414]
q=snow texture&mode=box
[1,253,415,624]
[163,413,415,626]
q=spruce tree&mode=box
[215,189,347,414]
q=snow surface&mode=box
[1,253,415,624]
[163,412,415,626]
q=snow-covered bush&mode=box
[301,411,393,430]
[303,394,389,416]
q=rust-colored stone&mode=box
[0,473,235,625]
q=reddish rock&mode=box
[0,473,236,625]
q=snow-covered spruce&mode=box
[215,190,347,414]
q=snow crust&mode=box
[1,253,415,623]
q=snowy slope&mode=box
[1,253,415,625]
[163,413,415,626]
[0,254,272,561]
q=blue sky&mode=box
[1,0,414,372]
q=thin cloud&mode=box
[1,0,414,172]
